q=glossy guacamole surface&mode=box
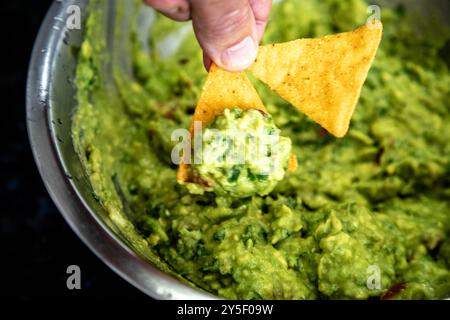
[73,0,450,299]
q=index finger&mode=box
[249,0,272,42]
[144,0,191,21]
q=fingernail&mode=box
[220,36,257,71]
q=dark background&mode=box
[1,0,147,300]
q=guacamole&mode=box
[188,108,292,198]
[73,0,450,299]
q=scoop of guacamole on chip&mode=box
[189,108,292,198]
[73,0,450,300]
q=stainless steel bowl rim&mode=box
[26,0,214,300]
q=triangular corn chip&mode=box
[177,64,296,183]
[249,23,383,137]
[177,64,266,183]
[190,64,267,126]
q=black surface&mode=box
[1,0,147,300]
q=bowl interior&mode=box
[28,0,449,299]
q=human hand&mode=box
[144,0,272,71]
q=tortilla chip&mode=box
[177,64,296,183]
[249,23,383,137]
[191,63,267,126]
[177,64,266,183]
[288,154,298,172]
[177,163,191,184]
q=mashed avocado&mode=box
[73,0,450,299]
[189,108,292,198]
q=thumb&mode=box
[190,0,258,71]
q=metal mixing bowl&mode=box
[26,0,214,299]
[26,0,449,300]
